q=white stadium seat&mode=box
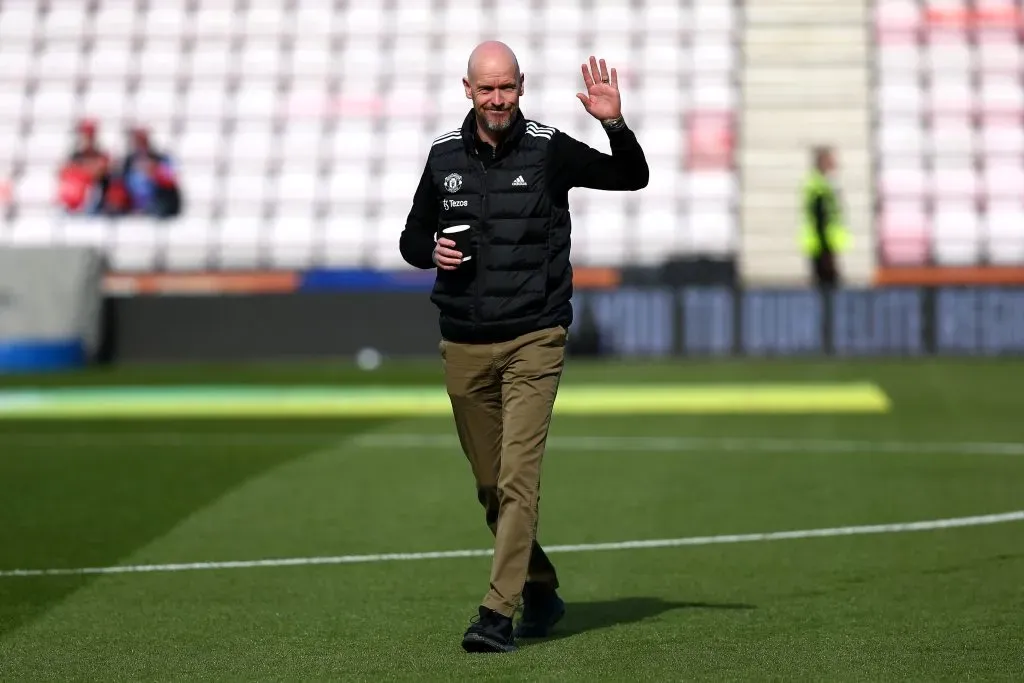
[933,202,982,265]
[985,203,1024,264]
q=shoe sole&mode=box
[461,633,517,653]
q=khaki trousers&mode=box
[440,325,567,618]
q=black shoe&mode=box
[461,606,517,653]
[514,582,565,638]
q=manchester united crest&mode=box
[443,173,463,194]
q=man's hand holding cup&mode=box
[433,225,473,271]
[433,238,463,271]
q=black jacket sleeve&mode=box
[547,124,650,198]
[399,161,439,269]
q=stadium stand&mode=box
[873,0,1024,268]
[0,0,741,274]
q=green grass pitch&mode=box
[0,358,1022,680]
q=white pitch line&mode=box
[0,433,343,447]
[3,432,1024,456]
[2,510,1022,579]
[354,433,1024,457]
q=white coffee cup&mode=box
[441,224,473,263]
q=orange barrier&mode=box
[875,266,1024,286]
[572,267,622,289]
[103,268,623,295]
[104,271,300,295]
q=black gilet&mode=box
[426,109,573,344]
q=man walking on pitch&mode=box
[399,41,649,653]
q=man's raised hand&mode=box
[576,55,622,121]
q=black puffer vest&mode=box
[426,109,573,343]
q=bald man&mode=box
[400,42,649,653]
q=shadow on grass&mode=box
[0,418,389,639]
[519,597,755,646]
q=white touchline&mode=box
[353,433,1024,456]
[1,510,1022,579]
[4,432,1024,456]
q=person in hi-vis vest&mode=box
[801,146,851,289]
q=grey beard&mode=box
[481,108,514,133]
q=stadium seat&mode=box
[576,203,629,267]
[183,83,228,122]
[689,204,736,256]
[109,217,161,272]
[216,216,265,270]
[0,5,37,45]
[61,216,114,252]
[880,202,930,265]
[930,116,977,157]
[322,208,371,268]
[978,36,1022,73]
[984,203,1024,264]
[542,4,585,36]
[983,161,1024,198]
[88,38,135,83]
[878,162,927,199]
[7,215,60,247]
[44,6,88,44]
[179,123,223,166]
[243,5,289,39]
[933,166,979,198]
[36,45,83,82]
[24,125,70,169]
[275,171,321,208]
[16,169,55,207]
[933,202,981,265]
[81,84,128,123]
[924,33,973,74]
[267,217,319,270]
[878,117,925,156]
[143,5,187,39]
[0,120,20,171]
[32,86,78,124]
[980,75,1024,112]
[636,200,683,265]
[370,210,413,269]
[163,217,213,271]
[878,83,923,115]
[228,123,276,168]
[877,44,920,73]
[929,82,973,114]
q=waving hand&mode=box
[576,56,622,121]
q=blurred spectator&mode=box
[119,127,182,219]
[56,119,113,216]
[801,145,850,290]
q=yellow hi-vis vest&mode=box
[801,171,851,256]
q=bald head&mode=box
[467,41,520,83]
[463,41,525,143]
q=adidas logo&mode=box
[512,175,527,187]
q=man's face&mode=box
[823,151,836,174]
[463,61,524,135]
